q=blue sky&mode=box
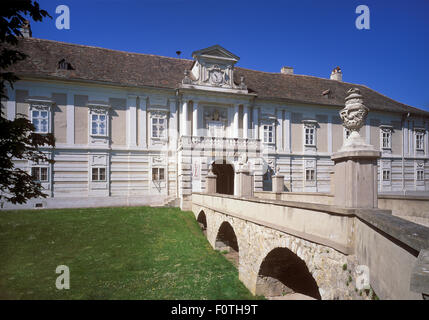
[28,0,429,111]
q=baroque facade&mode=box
[2,35,429,209]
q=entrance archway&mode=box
[212,161,234,195]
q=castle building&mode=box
[2,35,429,209]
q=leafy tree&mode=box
[0,0,55,205]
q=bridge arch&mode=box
[197,210,207,236]
[215,220,240,267]
[256,247,321,299]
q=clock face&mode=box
[210,70,223,84]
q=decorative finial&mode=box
[340,88,369,133]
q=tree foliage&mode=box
[0,0,54,204]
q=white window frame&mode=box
[28,99,54,134]
[415,130,425,151]
[31,166,49,182]
[305,169,315,181]
[380,125,393,150]
[150,111,168,141]
[416,169,424,181]
[88,104,110,138]
[263,124,274,144]
[152,167,165,181]
[91,167,106,182]
[382,169,391,181]
[302,120,317,147]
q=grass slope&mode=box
[0,206,258,300]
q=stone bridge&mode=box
[191,193,429,300]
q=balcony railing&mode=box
[178,135,261,151]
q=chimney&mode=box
[281,66,294,75]
[21,20,32,38]
[330,66,342,81]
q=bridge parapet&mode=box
[192,192,429,299]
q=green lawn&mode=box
[0,206,258,300]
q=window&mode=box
[31,109,49,133]
[88,103,110,141]
[305,127,315,146]
[382,169,391,181]
[31,167,48,182]
[91,113,107,136]
[263,125,274,143]
[92,168,106,181]
[416,131,425,150]
[152,117,166,139]
[305,169,315,181]
[382,131,391,149]
[417,169,424,181]
[152,167,165,181]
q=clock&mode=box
[210,70,223,84]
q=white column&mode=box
[169,99,178,150]
[243,105,249,139]
[253,107,259,139]
[140,96,147,148]
[182,100,189,136]
[66,92,74,145]
[283,111,291,153]
[234,105,240,137]
[192,101,198,137]
[6,86,16,121]
[276,109,283,152]
[127,95,137,147]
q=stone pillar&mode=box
[205,165,217,194]
[332,150,380,208]
[237,169,254,198]
[272,175,284,193]
[331,88,381,209]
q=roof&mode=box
[8,37,429,117]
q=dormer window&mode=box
[58,59,74,70]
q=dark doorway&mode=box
[212,161,234,195]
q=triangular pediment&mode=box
[192,45,239,63]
